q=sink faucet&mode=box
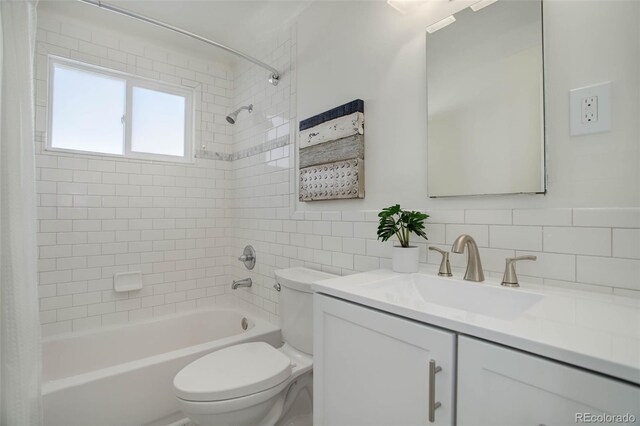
[428,246,452,277]
[501,255,537,287]
[451,234,484,282]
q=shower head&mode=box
[226,104,253,124]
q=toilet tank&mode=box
[274,267,337,355]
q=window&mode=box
[48,58,193,162]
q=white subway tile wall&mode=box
[34,14,236,336]
[35,15,640,336]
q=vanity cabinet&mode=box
[457,336,640,426]
[314,294,456,426]
[314,293,640,426]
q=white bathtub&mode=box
[42,307,281,426]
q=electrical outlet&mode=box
[581,96,598,123]
[570,82,611,136]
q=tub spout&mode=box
[232,278,252,290]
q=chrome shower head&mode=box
[226,104,253,125]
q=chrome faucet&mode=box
[451,234,484,282]
[232,278,252,290]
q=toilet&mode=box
[173,267,337,426]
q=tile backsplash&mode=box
[34,13,640,336]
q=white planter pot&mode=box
[392,246,420,273]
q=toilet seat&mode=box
[174,342,292,402]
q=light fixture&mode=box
[426,15,456,34]
[386,0,424,15]
[470,0,498,12]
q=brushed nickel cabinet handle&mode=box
[429,359,442,423]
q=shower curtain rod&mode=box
[77,0,280,86]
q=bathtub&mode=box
[42,307,281,426]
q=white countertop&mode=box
[312,267,640,385]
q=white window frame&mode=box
[47,56,194,164]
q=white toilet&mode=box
[173,267,336,426]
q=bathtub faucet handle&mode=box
[238,245,256,270]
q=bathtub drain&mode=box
[241,317,249,330]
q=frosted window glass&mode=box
[51,65,125,154]
[131,87,186,157]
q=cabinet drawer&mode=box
[458,336,640,426]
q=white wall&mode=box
[296,0,640,210]
[34,10,237,335]
[225,0,640,324]
[35,1,640,333]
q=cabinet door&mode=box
[458,336,640,426]
[314,294,456,426]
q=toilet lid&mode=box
[173,342,292,402]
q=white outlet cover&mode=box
[570,81,611,136]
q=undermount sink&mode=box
[363,273,544,320]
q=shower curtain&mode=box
[0,0,43,425]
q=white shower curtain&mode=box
[0,0,43,425]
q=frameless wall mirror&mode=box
[427,0,545,197]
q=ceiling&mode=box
[38,0,313,65]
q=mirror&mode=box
[427,0,545,197]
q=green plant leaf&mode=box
[378,204,401,219]
[376,204,429,247]
[377,216,398,243]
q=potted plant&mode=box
[377,204,429,273]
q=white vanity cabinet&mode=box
[314,294,456,426]
[457,336,640,426]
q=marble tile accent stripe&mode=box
[194,151,232,161]
[195,135,290,162]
